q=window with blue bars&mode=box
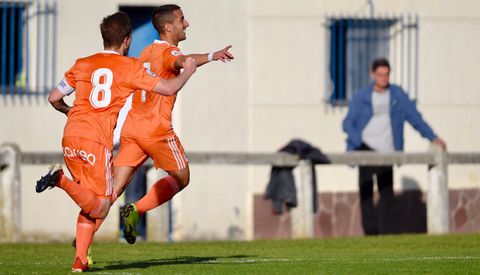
[0,0,57,97]
[325,15,418,106]
[0,2,23,95]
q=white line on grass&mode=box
[194,256,480,264]
[201,258,306,264]
[379,256,480,262]
[322,256,480,263]
[2,256,476,267]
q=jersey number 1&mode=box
[90,68,113,108]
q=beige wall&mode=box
[0,0,479,241]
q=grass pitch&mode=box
[1,233,479,274]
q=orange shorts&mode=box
[114,135,188,171]
[62,136,113,197]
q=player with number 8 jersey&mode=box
[35,12,196,272]
[53,22,195,205]
[62,53,161,152]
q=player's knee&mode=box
[89,209,107,219]
[89,199,111,219]
[171,173,189,190]
[169,169,190,190]
[90,211,106,219]
[178,175,190,190]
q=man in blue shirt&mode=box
[342,58,446,235]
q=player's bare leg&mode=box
[166,165,190,190]
[114,165,137,197]
[86,165,136,236]
[122,165,189,244]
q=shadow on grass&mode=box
[98,255,253,271]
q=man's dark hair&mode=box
[372,58,391,72]
[152,4,181,34]
[100,12,132,48]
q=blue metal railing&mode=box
[338,19,345,104]
[16,0,22,95]
[0,0,56,98]
[9,0,15,96]
[1,0,7,96]
[24,2,29,96]
[323,16,330,111]
[325,14,419,106]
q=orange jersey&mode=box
[121,40,182,139]
[59,51,161,150]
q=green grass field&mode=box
[1,233,479,274]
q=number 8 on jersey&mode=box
[90,68,113,108]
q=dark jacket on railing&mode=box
[342,84,437,151]
[265,139,330,214]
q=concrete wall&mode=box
[0,0,479,241]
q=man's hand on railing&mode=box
[432,137,447,151]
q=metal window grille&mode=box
[324,14,419,107]
[0,0,56,97]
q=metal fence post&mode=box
[0,143,22,242]
[291,160,314,239]
[427,144,449,234]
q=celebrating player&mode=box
[35,11,196,272]
[113,4,234,244]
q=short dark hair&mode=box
[100,12,132,48]
[372,58,391,72]
[152,4,181,34]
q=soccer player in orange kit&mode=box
[35,11,196,272]
[113,4,234,244]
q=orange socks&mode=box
[136,176,180,216]
[58,175,100,214]
[75,212,95,265]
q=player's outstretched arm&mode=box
[153,57,197,96]
[48,88,71,115]
[174,45,234,70]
